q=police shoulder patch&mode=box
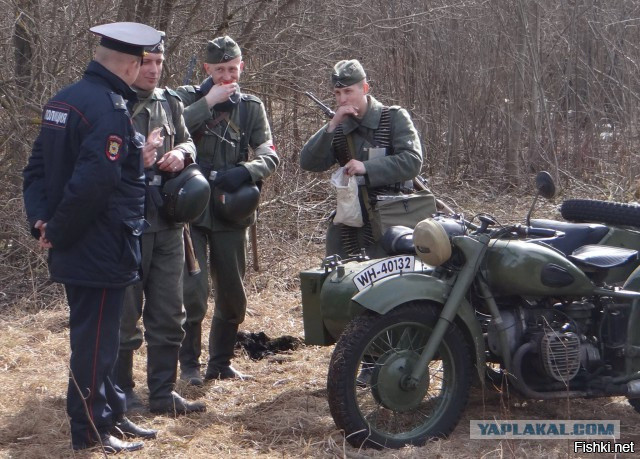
[106,134,123,161]
[109,93,127,111]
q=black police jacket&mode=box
[23,61,147,288]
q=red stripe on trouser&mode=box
[87,288,107,438]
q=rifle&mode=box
[304,92,335,119]
[183,224,200,276]
[305,91,455,215]
[183,55,197,85]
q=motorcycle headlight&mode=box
[413,217,453,266]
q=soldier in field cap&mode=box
[300,59,423,258]
[176,35,279,385]
[23,21,161,453]
[115,31,206,417]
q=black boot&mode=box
[73,435,144,453]
[149,391,207,415]
[111,415,158,439]
[115,350,135,391]
[179,321,202,373]
[204,319,252,380]
[147,345,179,402]
[180,365,204,387]
[115,350,143,412]
[147,345,206,416]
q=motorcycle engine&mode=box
[488,301,603,383]
[539,330,580,382]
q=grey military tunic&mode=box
[175,83,279,370]
[300,95,423,257]
[120,87,196,355]
[175,86,278,231]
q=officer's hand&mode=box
[327,105,359,132]
[143,127,164,168]
[204,83,239,108]
[344,159,366,176]
[157,149,185,173]
[212,166,251,191]
[35,221,52,249]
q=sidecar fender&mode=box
[352,273,486,384]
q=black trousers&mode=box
[65,285,126,446]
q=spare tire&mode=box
[561,199,640,228]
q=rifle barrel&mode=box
[304,91,335,119]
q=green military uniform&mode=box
[117,85,197,404]
[300,90,423,258]
[176,37,278,379]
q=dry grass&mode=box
[2,178,640,458]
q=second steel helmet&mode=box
[212,183,260,223]
[161,164,210,223]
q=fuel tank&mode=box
[484,240,595,296]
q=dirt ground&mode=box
[2,181,640,458]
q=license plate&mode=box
[353,255,415,291]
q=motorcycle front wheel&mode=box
[327,302,472,449]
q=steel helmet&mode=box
[161,164,210,223]
[212,183,260,223]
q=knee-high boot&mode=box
[204,318,251,380]
[148,345,206,415]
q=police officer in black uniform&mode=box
[23,22,162,453]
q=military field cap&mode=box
[90,22,162,57]
[331,59,366,88]
[145,31,165,54]
[205,36,242,64]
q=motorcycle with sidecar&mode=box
[300,173,640,448]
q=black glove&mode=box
[212,166,251,192]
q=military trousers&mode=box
[120,228,186,351]
[180,225,247,368]
[65,284,126,447]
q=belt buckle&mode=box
[209,170,218,181]
[150,175,162,186]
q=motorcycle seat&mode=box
[568,244,638,270]
[529,219,609,255]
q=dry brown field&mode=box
[2,180,640,458]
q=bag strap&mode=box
[346,133,374,224]
[131,96,154,120]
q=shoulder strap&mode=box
[109,93,127,111]
[238,99,250,161]
[131,96,154,120]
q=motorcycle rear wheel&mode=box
[327,302,472,449]
[561,199,640,227]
